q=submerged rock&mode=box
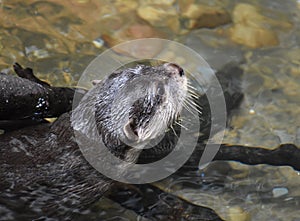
[228,206,250,221]
[180,3,231,29]
[229,3,292,48]
[230,23,279,48]
[137,5,178,27]
[102,24,165,57]
[139,0,175,6]
[183,28,244,70]
[114,0,138,13]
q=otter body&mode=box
[0,63,192,219]
[0,105,112,220]
[5,61,284,221]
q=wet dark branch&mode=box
[213,143,300,171]
[0,64,86,131]
[13,62,50,86]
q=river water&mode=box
[0,0,299,220]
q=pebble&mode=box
[25,46,50,59]
[272,187,289,198]
[228,206,250,221]
[92,37,104,49]
[249,109,256,115]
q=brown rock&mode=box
[180,4,231,29]
[137,5,178,27]
[229,3,292,48]
[166,17,181,33]
[230,24,279,48]
[101,34,120,47]
[228,206,251,221]
[178,0,195,14]
[232,3,292,29]
[114,0,138,13]
[141,0,175,6]
[102,24,164,58]
[125,24,160,39]
[102,24,162,45]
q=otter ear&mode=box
[123,120,139,142]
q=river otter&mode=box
[0,62,202,220]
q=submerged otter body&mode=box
[0,63,195,219]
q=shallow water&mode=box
[0,0,300,220]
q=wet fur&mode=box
[0,63,244,220]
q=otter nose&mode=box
[164,63,184,77]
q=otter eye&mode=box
[164,63,184,77]
[169,63,184,76]
[178,68,184,77]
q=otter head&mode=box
[94,63,188,150]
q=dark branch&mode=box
[214,143,300,171]
[13,63,50,86]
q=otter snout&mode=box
[164,63,184,77]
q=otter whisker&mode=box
[186,97,202,110]
[188,91,200,99]
[182,107,200,121]
[184,105,201,118]
[183,103,200,116]
[187,88,200,96]
[189,94,199,99]
[175,117,196,132]
[184,98,202,114]
[187,85,199,94]
[170,124,179,138]
[187,82,198,90]
[186,95,201,107]
[186,83,199,91]
[174,121,189,130]
[182,103,199,117]
[187,89,199,95]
